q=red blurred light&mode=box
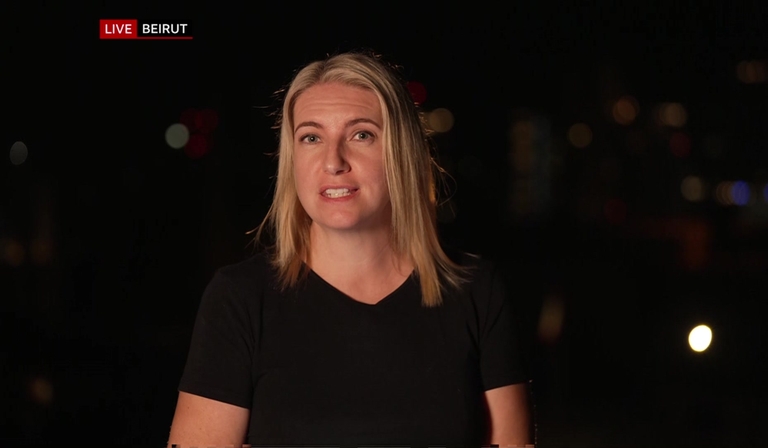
[407,81,427,104]
[604,198,627,225]
[670,132,691,158]
[184,134,208,159]
[198,109,219,134]
[180,108,202,133]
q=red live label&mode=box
[100,19,137,39]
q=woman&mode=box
[167,51,533,447]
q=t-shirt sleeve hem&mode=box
[482,373,530,392]
[178,382,252,409]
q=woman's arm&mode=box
[167,391,250,448]
[484,382,534,447]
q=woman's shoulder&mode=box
[210,251,279,292]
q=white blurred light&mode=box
[688,324,712,352]
[165,123,190,149]
[681,176,705,202]
[10,141,28,165]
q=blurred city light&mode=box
[10,141,28,165]
[604,198,627,225]
[184,133,209,159]
[567,123,592,148]
[736,60,768,84]
[657,102,688,128]
[688,324,712,352]
[681,175,706,202]
[427,108,454,133]
[611,95,638,125]
[763,184,768,202]
[407,81,427,104]
[670,132,691,158]
[198,109,219,134]
[165,123,190,149]
[714,182,733,205]
[730,181,750,206]
[1,238,25,266]
[30,238,54,265]
[538,294,565,345]
[180,108,202,133]
[29,376,53,405]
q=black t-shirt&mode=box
[178,250,528,447]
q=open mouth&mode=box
[322,188,357,198]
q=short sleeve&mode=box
[476,263,529,391]
[178,270,254,409]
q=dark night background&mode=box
[3,1,768,446]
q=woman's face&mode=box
[292,82,390,234]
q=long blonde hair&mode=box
[253,51,467,307]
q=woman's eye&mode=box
[301,135,319,143]
[355,131,372,140]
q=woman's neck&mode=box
[305,223,413,302]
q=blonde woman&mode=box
[167,51,532,448]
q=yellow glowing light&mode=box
[567,123,592,148]
[681,176,705,202]
[165,123,190,149]
[658,103,688,128]
[538,294,565,344]
[427,108,454,133]
[612,96,638,125]
[688,324,712,352]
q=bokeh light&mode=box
[29,376,54,405]
[730,181,750,206]
[538,294,565,345]
[763,184,768,202]
[427,108,454,133]
[714,181,733,205]
[688,324,712,352]
[736,60,768,84]
[604,198,627,225]
[1,238,25,266]
[10,141,28,165]
[681,176,706,202]
[198,109,219,134]
[165,123,190,149]
[180,108,202,133]
[567,123,592,148]
[407,81,427,104]
[184,133,209,159]
[670,132,691,158]
[657,102,688,128]
[612,96,638,125]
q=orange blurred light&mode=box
[612,96,638,125]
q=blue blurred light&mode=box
[731,181,750,206]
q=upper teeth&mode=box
[324,188,351,198]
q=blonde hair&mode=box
[253,51,467,307]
